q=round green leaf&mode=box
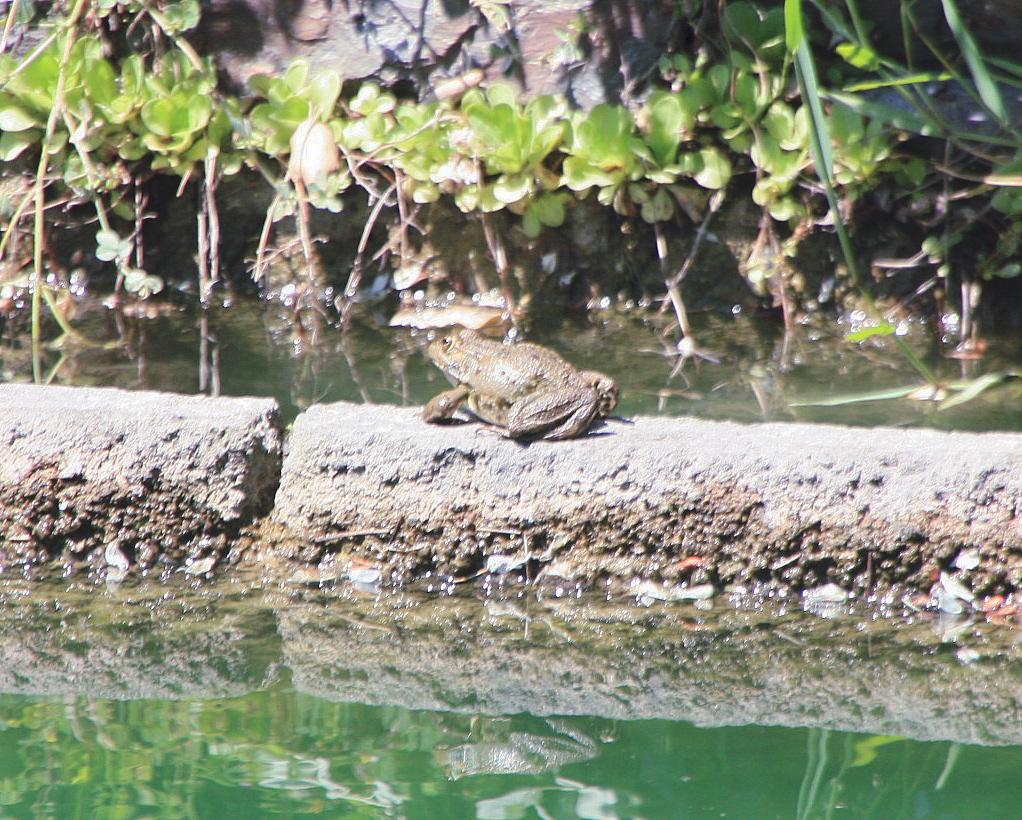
[694,147,732,189]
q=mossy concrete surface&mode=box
[0,384,282,570]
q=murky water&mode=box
[1,296,1020,430]
[0,578,1020,818]
[2,298,1022,816]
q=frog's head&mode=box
[581,371,620,417]
[426,328,486,381]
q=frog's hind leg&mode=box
[505,387,601,441]
[423,385,471,423]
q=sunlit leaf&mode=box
[938,372,1021,411]
[846,323,896,342]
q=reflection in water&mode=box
[436,718,598,779]
[2,691,1022,819]
[1,296,1020,431]
[0,578,1019,817]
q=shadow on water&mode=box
[0,576,1021,817]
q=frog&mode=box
[422,328,619,440]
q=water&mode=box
[6,691,1021,818]
[3,298,1022,816]
[1,296,1020,431]
[0,578,1020,818]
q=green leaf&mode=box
[988,261,1022,279]
[0,106,38,131]
[161,0,201,33]
[846,322,896,342]
[95,229,131,262]
[284,60,310,93]
[485,83,518,108]
[522,208,542,238]
[140,92,212,138]
[694,147,731,189]
[531,192,565,227]
[640,187,674,222]
[307,70,342,118]
[836,42,880,70]
[0,130,36,160]
[941,0,1006,121]
[644,91,690,167]
[784,0,804,53]
[493,172,531,204]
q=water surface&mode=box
[0,579,1019,818]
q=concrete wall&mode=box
[2,384,1021,602]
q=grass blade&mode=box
[790,385,921,408]
[938,372,1020,411]
[784,0,804,52]
[787,4,937,387]
[940,0,1006,122]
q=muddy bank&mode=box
[0,385,282,571]
[1,579,1020,747]
[274,400,1022,600]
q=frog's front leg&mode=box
[505,387,601,440]
[423,384,471,423]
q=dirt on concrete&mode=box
[272,400,1022,601]
[0,384,282,572]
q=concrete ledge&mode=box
[273,401,1022,597]
[0,384,282,569]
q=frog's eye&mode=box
[441,336,454,350]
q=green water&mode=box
[0,579,1020,818]
[5,690,1022,819]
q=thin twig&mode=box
[340,181,397,327]
[0,0,21,54]
[32,0,87,383]
[196,197,210,302]
[204,154,221,290]
[253,194,281,287]
[654,221,692,339]
[479,209,514,313]
[293,179,326,287]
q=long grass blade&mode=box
[790,385,921,408]
[938,372,1020,411]
[786,1,937,387]
[940,0,1006,122]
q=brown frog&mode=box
[423,329,619,440]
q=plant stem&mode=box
[31,0,87,383]
[0,0,20,54]
[790,9,938,386]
